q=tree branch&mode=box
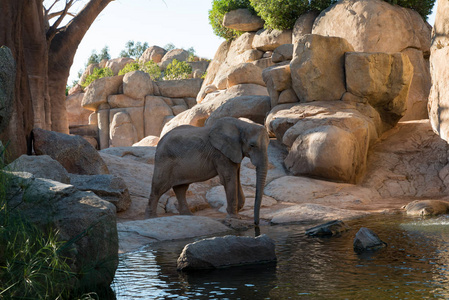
[46,0,75,41]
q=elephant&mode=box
[147,117,269,225]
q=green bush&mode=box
[164,59,192,80]
[118,61,162,81]
[249,0,338,30]
[209,0,254,40]
[81,67,113,88]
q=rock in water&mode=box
[306,220,350,237]
[353,227,387,254]
[177,234,276,271]
[402,200,449,216]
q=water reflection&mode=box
[113,215,449,299]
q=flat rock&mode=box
[117,216,231,252]
[270,203,368,224]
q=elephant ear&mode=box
[209,119,243,164]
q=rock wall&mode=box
[67,48,209,149]
[428,0,449,142]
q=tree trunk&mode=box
[0,0,47,160]
[48,0,113,133]
[0,0,113,159]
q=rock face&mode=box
[32,128,109,175]
[290,34,354,102]
[428,0,449,142]
[69,174,131,212]
[0,46,15,134]
[353,227,387,254]
[402,200,449,216]
[362,120,449,199]
[223,8,264,32]
[177,234,276,271]
[7,172,118,293]
[6,155,71,184]
[312,0,431,121]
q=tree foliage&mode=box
[208,0,254,40]
[81,67,113,88]
[119,40,149,59]
[210,0,435,35]
[384,0,434,19]
[87,45,110,65]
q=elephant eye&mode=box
[250,142,256,148]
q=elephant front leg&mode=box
[173,184,192,215]
[237,164,245,211]
[218,165,240,218]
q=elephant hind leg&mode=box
[173,184,192,215]
[147,181,171,218]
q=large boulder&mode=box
[107,94,144,108]
[226,62,265,88]
[252,29,292,51]
[271,44,294,63]
[6,154,70,184]
[312,0,432,121]
[428,0,449,142]
[6,172,118,293]
[0,46,15,134]
[177,235,276,271]
[292,11,319,44]
[266,101,380,183]
[290,34,354,102]
[345,51,413,128]
[222,8,264,32]
[206,95,271,125]
[66,92,90,127]
[99,152,153,219]
[155,78,203,98]
[109,111,138,147]
[402,200,449,216]
[262,62,293,106]
[105,57,135,75]
[159,49,190,70]
[139,46,167,64]
[161,84,268,136]
[81,75,124,111]
[69,173,131,212]
[123,70,153,100]
[32,128,109,175]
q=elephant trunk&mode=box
[254,158,268,225]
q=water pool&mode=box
[113,214,449,299]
